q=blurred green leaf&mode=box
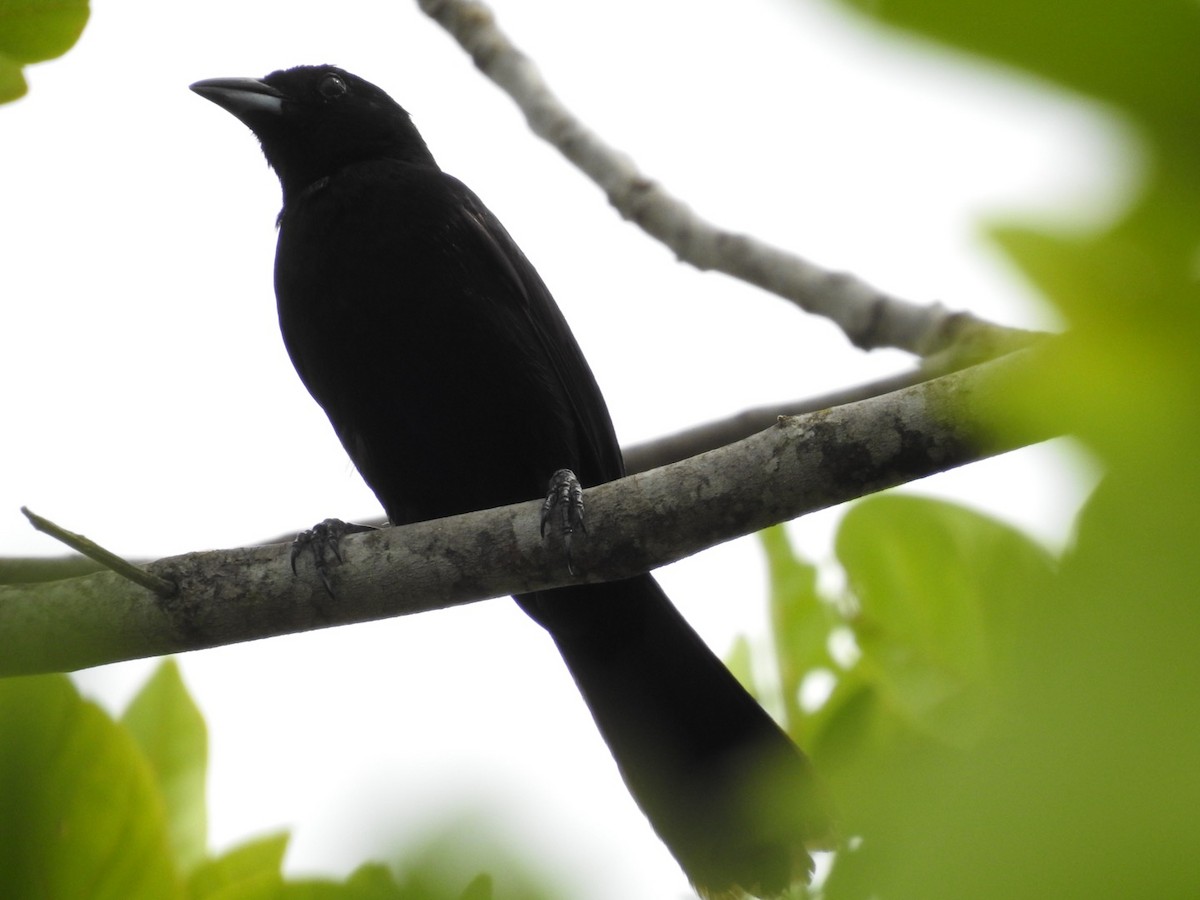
[280,864,404,899]
[805,676,916,798]
[761,526,835,735]
[836,495,1053,745]
[989,216,1200,471]
[0,0,90,103]
[457,873,493,900]
[826,0,1200,472]
[0,54,24,102]
[822,478,1200,900]
[830,0,1200,133]
[0,0,89,60]
[382,826,558,900]
[725,632,761,699]
[299,863,408,898]
[0,674,182,898]
[188,831,288,900]
[123,659,209,873]
[0,663,558,900]
[791,2,1200,898]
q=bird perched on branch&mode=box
[191,64,832,898]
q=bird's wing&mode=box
[450,177,627,485]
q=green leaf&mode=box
[196,837,430,900]
[188,831,289,900]
[0,674,182,898]
[828,0,1200,141]
[988,218,1200,472]
[760,526,836,735]
[0,52,26,102]
[774,4,1200,898]
[346,863,419,899]
[0,0,89,62]
[804,676,927,811]
[278,863,411,899]
[835,494,1053,744]
[724,633,760,700]
[122,658,209,873]
[0,0,90,103]
[457,873,493,900]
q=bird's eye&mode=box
[318,73,348,100]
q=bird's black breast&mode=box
[273,159,622,525]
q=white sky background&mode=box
[2,0,1130,897]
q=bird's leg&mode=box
[540,468,586,575]
[290,517,378,596]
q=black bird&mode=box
[191,65,832,898]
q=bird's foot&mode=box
[540,468,586,574]
[290,518,377,596]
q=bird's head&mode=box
[191,65,436,202]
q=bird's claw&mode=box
[540,468,586,574]
[290,518,377,596]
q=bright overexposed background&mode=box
[2,0,1127,896]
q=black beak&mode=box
[190,77,285,122]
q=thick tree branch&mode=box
[1,352,1054,677]
[624,363,950,474]
[416,0,1037,358]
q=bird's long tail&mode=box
[516,574,834,898]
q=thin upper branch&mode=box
[416,0,1036,357]
[0,352,1055,677]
